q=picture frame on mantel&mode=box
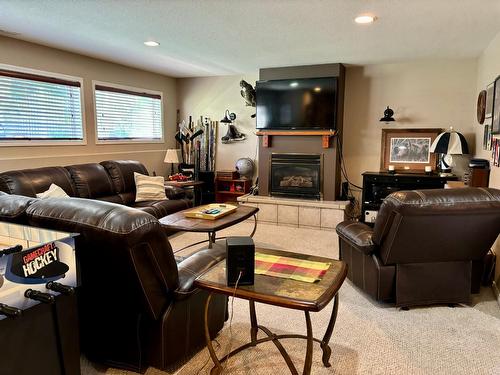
[380,128,441,173]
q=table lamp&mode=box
[164,149,182,176]
[430,127,469,176]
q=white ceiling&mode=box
[1,0,500,78]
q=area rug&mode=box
[81,221,500,375]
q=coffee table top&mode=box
[159,205,258,232]
[195,245,347,312]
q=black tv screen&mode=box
[256,77,337,130]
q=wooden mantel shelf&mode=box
[255,130,337,149]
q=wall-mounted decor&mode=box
[220,109,246,143]
[492,138,500,167]
[485,82,494,119]
[380,128,440,172]
[477,90,486,124]
[240,80,256,118]
[492,76,500,134]
[380,106,395,123]
[483,122,493,151]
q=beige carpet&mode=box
[82,221,500,375]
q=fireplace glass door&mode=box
[270,153,322,199]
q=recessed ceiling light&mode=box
[314,87,321,92]
[144,40,160,47]
[290,82,299,87]
[354,14,376,24]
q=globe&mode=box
[235,158,254,180]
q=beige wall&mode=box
[177,74,259,175]
[475,30,500,291]
[343,60,478,189]
[0,36,177,175]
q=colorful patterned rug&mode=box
[255,252,331,283]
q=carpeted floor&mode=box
[82,221,500,375]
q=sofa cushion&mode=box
[66,163,116,199]
[100,160,149,194]
[134,173,167,202]
[0,192,37,223]
[131,199,190,219]
[36,183,70,199]
[0,167,77,197]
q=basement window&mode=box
[0,66,84,146]
[94,82,163,143]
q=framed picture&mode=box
[493,76,500,134]
[380,128,441,172]
[483,122,493,151]
[486,82,494,119]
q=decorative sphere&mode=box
[235,158,254,180]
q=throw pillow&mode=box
[36,184,70,199]
[134,172,167,202]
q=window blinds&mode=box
[95,85,163,141]
[0,69,83,141]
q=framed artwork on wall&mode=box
[483,122,493,151]
[486,82,495,119]
[380,128,441,172]
[492,76,500,134]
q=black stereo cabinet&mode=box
[361,171,457,223]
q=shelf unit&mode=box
[215,178,251,203]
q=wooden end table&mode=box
[159,205,259,252]
[195,246,347,375]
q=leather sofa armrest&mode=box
[175,246,226,299]
[336,220,375,255]
[165,186,187,200]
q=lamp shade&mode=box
[430,127,469,155]
[164,149,182,164]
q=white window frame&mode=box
[93,81,164,145]
[0,63,86,147]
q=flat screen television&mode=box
[256,77,337,130]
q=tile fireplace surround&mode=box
[237,194,349,230]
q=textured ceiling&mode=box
[1,0,500,77]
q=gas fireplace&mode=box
[269,153,322,199]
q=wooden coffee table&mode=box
[159,205,259,251]
[195,245,347,375]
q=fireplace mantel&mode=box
[255,130,337,149]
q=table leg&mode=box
[208,232,216,249]
[250,214,257,237]
[303,311,313,375]
[320,293,339,367]
[249,300,258,344]
[204,293,223,375]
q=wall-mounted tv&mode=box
[256,77,337,130]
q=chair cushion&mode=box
[65,163,116,199]
[0,192,37,223]
[134,173,167,202]
[100,160,149,194]
[336,221,375,255]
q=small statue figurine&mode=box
[240,80,256,118]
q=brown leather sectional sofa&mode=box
[0,191,227,373]
[336,187,500,308]
[0,160,190,218]
[0,160,227,372]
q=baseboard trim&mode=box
[492,281,500,308]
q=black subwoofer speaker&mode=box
[226,237,255,286]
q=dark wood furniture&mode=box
[159,205,259,249]
[361,171,457,223]
[215,178,251,203]
[195,246,347,375]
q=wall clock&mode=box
[477,90,486,124]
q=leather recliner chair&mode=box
[0,193,227,373]
[336,188,500,308]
